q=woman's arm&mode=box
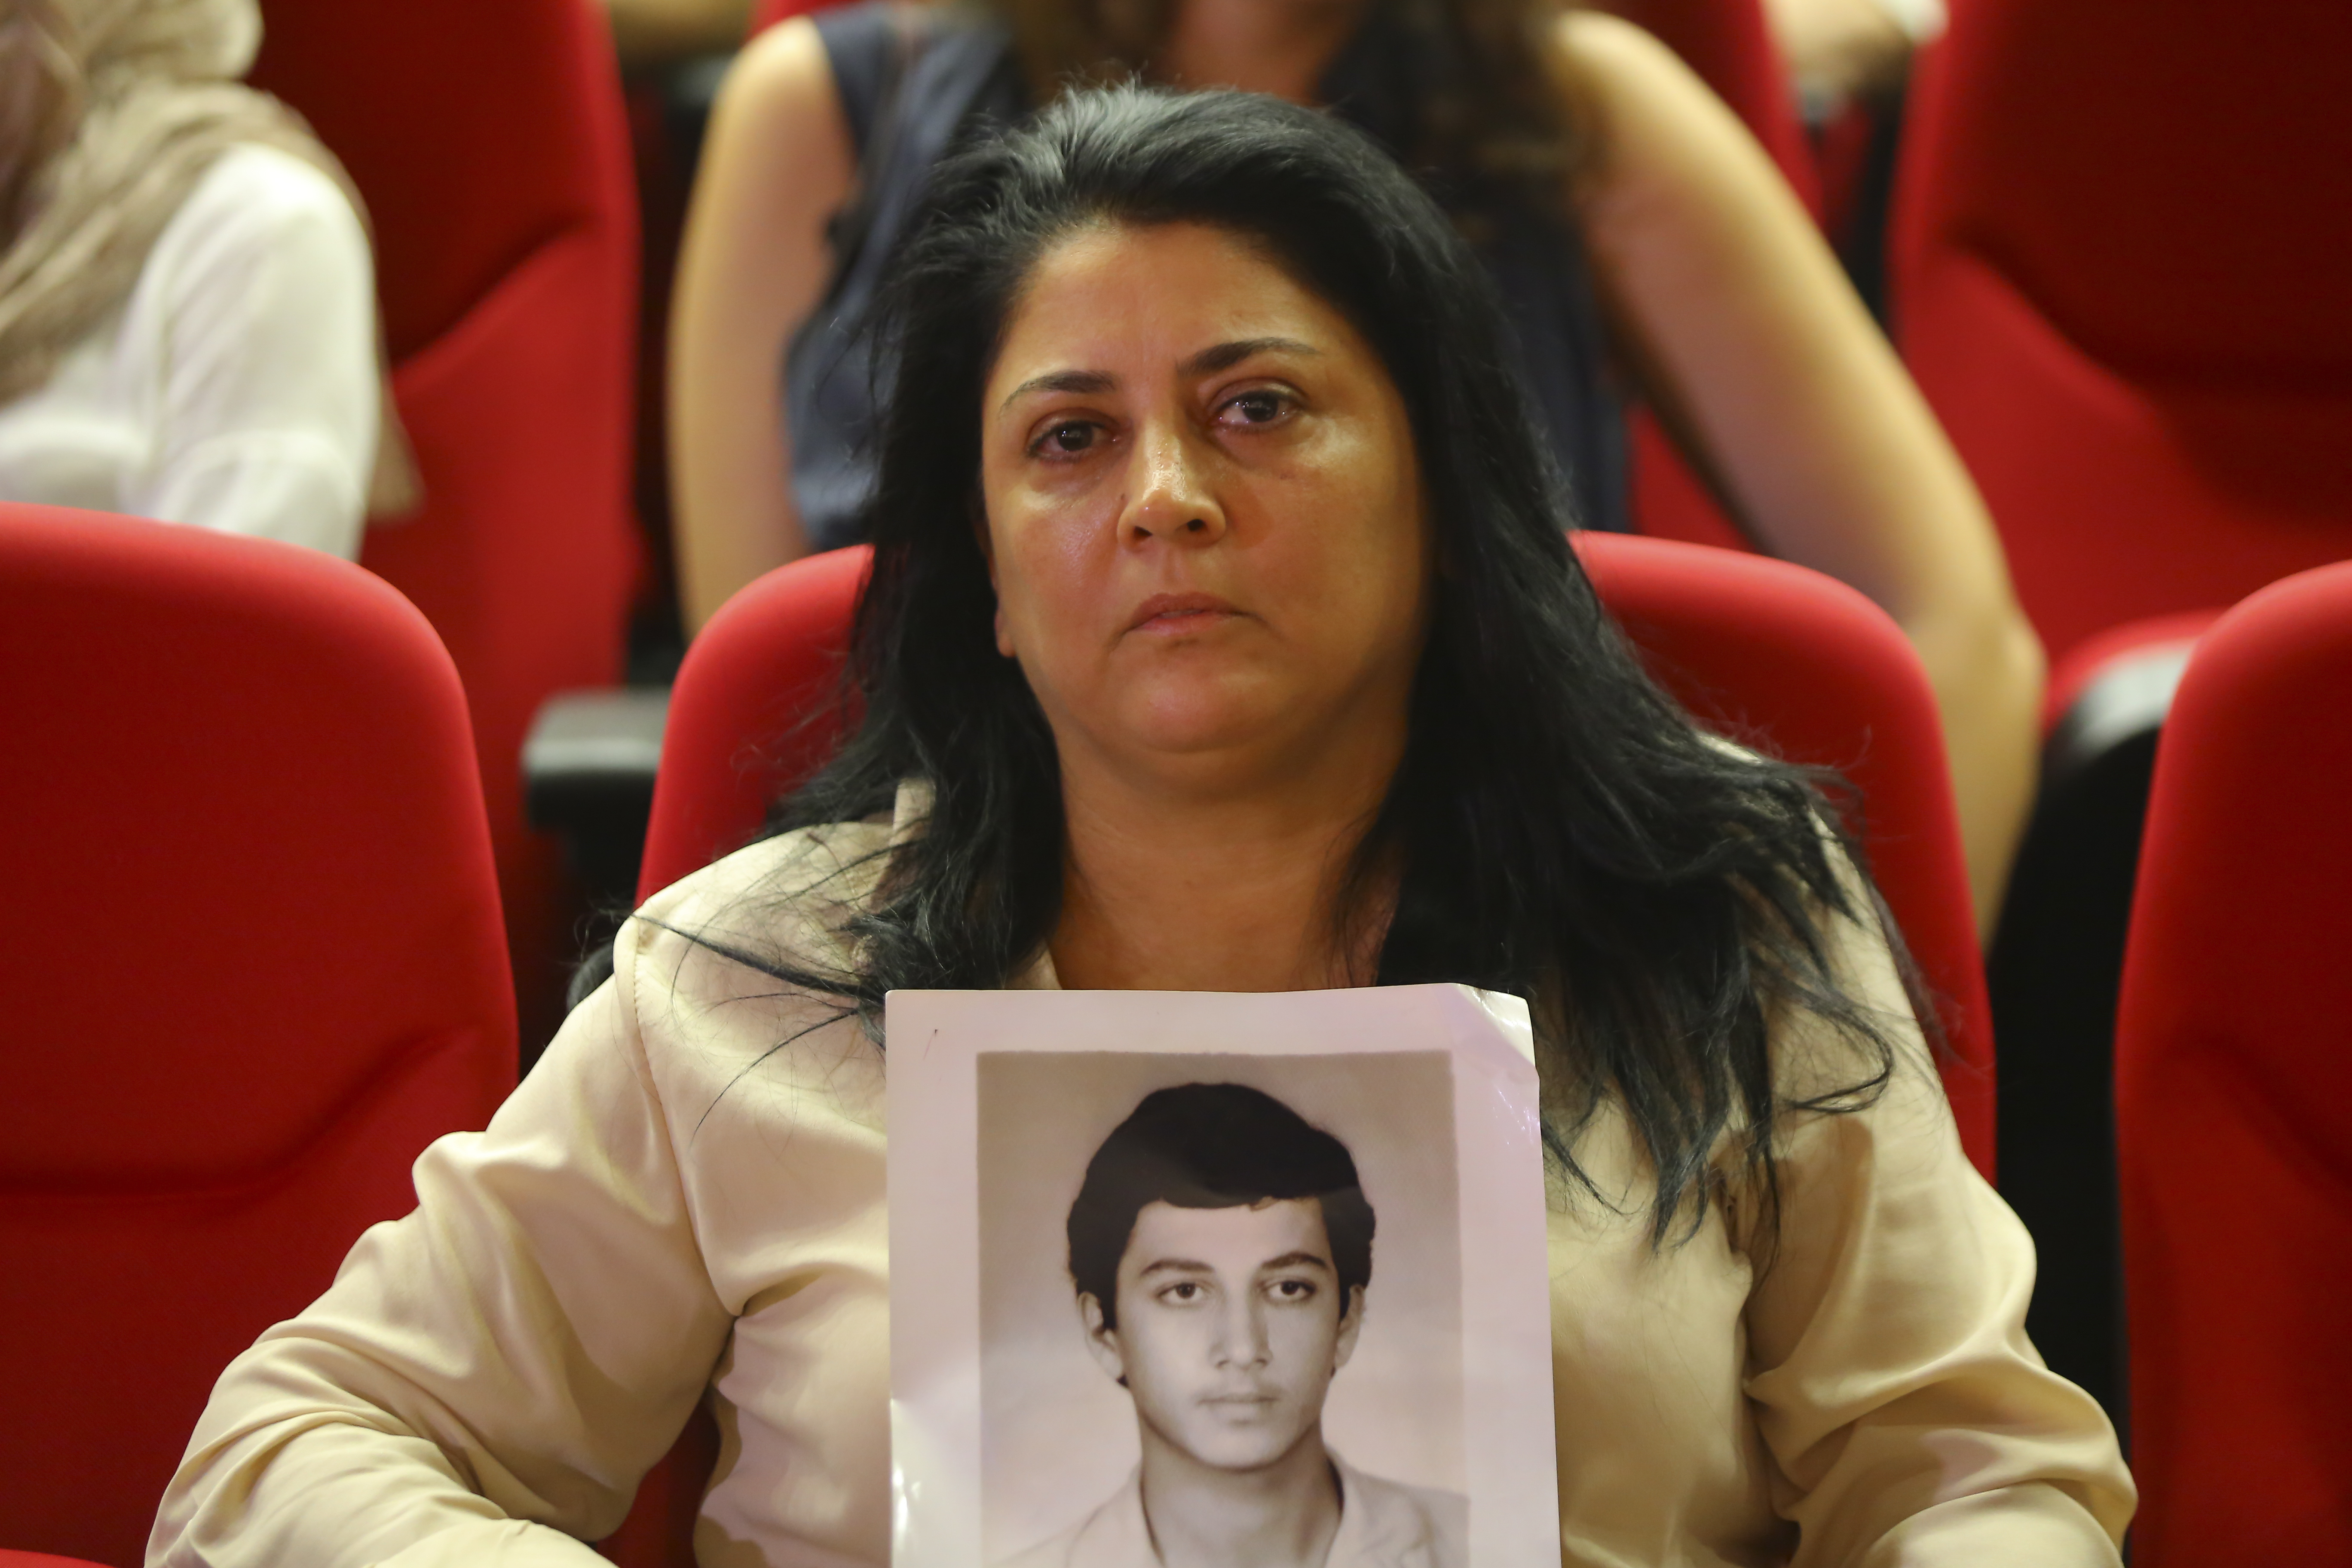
[668,17,855,632]
[149,920,734,1567]
[140,146,378,560]
[1739,890,2135,1561]
[1555,13,2043,931]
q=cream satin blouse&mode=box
[150,794,2133,1567]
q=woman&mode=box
[670,0,2045,928]
[0,0,404,559]
[154,89,2128,1565]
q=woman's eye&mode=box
[1219,390,1292,427]
[1031,420,1101,458]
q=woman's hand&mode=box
[668,17,854,631]
[1555,12,2044,932]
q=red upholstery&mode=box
[0,1555,116,1568]
[1890,0,2352,668]
[0,506,514,1567]
[638,542,870,900]
[251,0,641,1036]
[2114,560,2352,1565]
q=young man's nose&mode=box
[1117,420,1227,548]
[1211,1292,1272,1369]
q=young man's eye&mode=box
[1161,1280,1204,1303]
[1266,1278,1318,1303]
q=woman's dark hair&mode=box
[697,85,1908,1243]
[1066,1083,1375,1331]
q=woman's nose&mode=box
[1117,421,1227,548]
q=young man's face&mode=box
[1083,1196,1364,1473]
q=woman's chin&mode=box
[1114,699,1300,772]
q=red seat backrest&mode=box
[2114,559,2352,1565]
[0,505,515,1568]
[1890,0,2352,666]
[251,0,642,1036]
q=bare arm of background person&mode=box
[668,17,854,632]
[1557,13,2043,933]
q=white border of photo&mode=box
[887,983,1560,1568]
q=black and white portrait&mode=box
[886,985,1558,1568]
[981,1054,1465,1568]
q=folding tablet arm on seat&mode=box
[524,687,671,909]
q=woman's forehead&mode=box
[987,222,1366,398]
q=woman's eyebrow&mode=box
[1181,337,1321,376]
[998,367,1116,412]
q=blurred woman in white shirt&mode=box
[0,0,409,558]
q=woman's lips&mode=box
[1127,591,1242,634]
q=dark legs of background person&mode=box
[1986,733,2161,1443]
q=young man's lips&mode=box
[1127,592,1241,632]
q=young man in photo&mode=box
[1001,1082,1468,1568]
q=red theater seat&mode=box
[1890,0,2352,670]
[606,532,1994,1564]
[0,506,514,1567]
[2115,560,2352,1565]
[250,0,641,1036]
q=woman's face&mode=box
[980,220,1430,793]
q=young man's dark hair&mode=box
[1066,1082,1376,1329]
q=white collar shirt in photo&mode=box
[151,783,2135,1568]
[996,1454,1468,1568]
[0,143,377,559]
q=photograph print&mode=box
[886,984,1558,1568]
[981,1050,1464,1568]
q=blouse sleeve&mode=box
[147,911,734,1568]
[133,146,379,560]
[1740,900,2137,1565]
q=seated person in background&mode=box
[1010,1082,1466,1568]
[603,0,755,71]
[0,0,405,560]
[671,0,2046,928]
[1763,0,1941,116]
[153,89,2130,1566]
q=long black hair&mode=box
[692,85,1907,1242]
